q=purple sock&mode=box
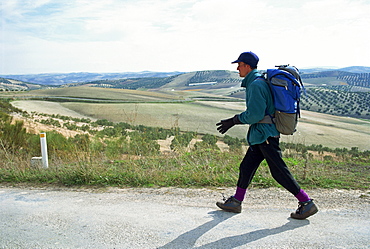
[295,189,310,202]
[234,187,247,202]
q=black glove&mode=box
[216,115,242,134]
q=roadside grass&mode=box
[0,148,369,190]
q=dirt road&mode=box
[1,186,369,248]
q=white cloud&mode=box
[1,0,369,74]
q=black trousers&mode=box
[237,137,301,196]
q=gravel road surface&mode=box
[1,186,369,249]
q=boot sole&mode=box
[216,203,241,213]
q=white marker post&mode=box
[40,133,49,169]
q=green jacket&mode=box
[238,69,279,145]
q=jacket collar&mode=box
[241,69,261,88]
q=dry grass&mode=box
[14,86,183,101]
[10,97,370,151]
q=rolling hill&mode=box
[1,67,370,119]
[0,71,183,85]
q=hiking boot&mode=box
[290,199,318,219]
[216,196,242,213]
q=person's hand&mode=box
[216,115,242,134]
[216,117,235,134]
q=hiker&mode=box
[215,51,318,219]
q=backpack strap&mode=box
[255,75,275,123]
[258,114,274,124]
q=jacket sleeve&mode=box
[238,81,268,124]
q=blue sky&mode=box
[1,0,369,74]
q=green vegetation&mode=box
[301,87,370,119]
[88,75,179,89]
[23,86,184,102]
[188,70,239,85]
[299,70,370,119]
[302,70,370,88]
[0,99,369,190]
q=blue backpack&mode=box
[260,65,305,135]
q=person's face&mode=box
[237,62,252,77]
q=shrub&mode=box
[0,119,30,153]
[223,135,243,152]
[170,132,196,151]
[128,131,160,155]
[194,134,219,151]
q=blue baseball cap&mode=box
[232,51,259,68]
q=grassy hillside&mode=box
[11,99,370,151]
[10,86,186,102]
[83,70,242,98]
[7,76,370,151]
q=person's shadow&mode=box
[157,210,236,249]
[157,211,309,249]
